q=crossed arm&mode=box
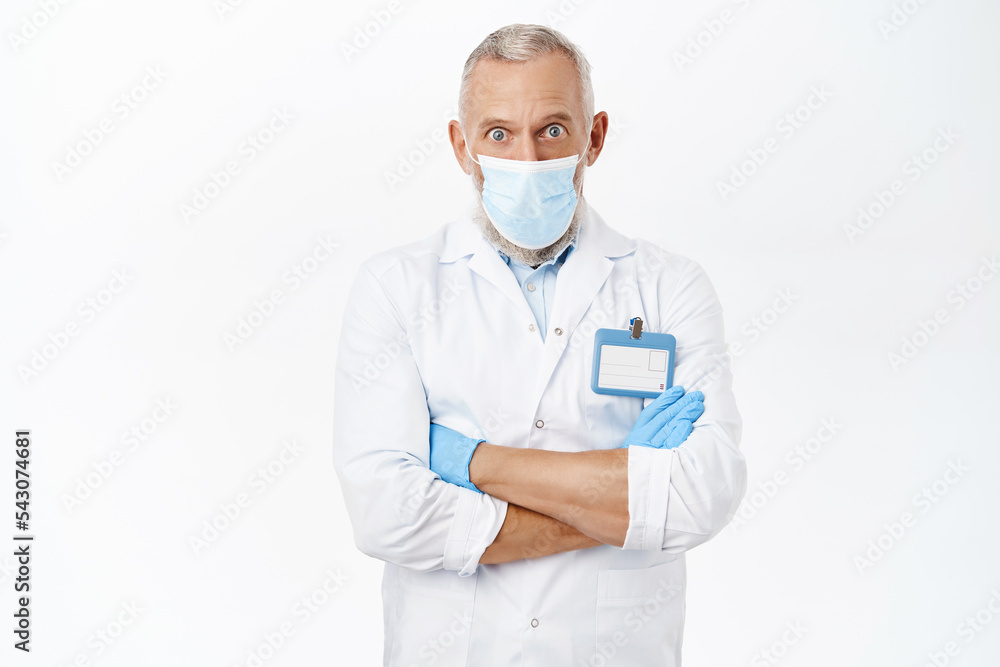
[440,389,705,564]
[470,445,630,564]
[432,386,705,564]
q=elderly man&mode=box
[333,23,747,666]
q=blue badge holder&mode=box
[591,317,676,399]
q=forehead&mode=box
[465,52,584,128]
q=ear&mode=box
[448,120,472,174]
[584,111,610,167]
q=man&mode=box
[333,24,747,666]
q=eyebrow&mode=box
[476,112,576,132]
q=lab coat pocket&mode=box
[582,346,641,449]
[594,560,685,666]
[389,568,477,667]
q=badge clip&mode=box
[629,316,643,339]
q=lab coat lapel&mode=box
[467,239,540,330]
[530,207,617,401]
[441,206,540,330]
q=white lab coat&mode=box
[332,202,747,666]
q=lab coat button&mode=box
[530,618,539,628]
[535,420,544,428]
[528,323,536,332]
[527,282,536,292]
[554,327,562,335]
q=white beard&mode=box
[467,167,587,269]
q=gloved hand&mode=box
[620,386,704,450]
[428,423,485,493]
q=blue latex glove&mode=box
[650,416,699,450]
[620,386,704,450]
[428,423,485,493]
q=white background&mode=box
[2,0,999,665]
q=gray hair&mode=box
[458,23,595,130]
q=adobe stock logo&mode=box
[716,85,833,201]
[877,0,933,40]
[17,270,133,385]
[843,126,959,243]
[179,107,294,223]
[672,0,758,73]
[731,417,841,531]
[51,66,168,182]
[917,589,1000,667]
[853,460,969,574]
[340,0,404,63]
[7,0,74,53]
[886,255,997,372]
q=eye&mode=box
[488,128,506,142]
[544,124,565,138]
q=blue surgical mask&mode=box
[467,147,587,250]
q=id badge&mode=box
[590,317,676,399]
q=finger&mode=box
[633,385,685,430]
[641,394,696,437]
[651,419,694,449]
[650,406,699,447]
[662,419,694,449]
[643,392,700,433]
[673,400,704,424]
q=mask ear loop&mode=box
[464,142,481,166]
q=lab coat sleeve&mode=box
[332,258,508,575]
[622,258,747,552]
